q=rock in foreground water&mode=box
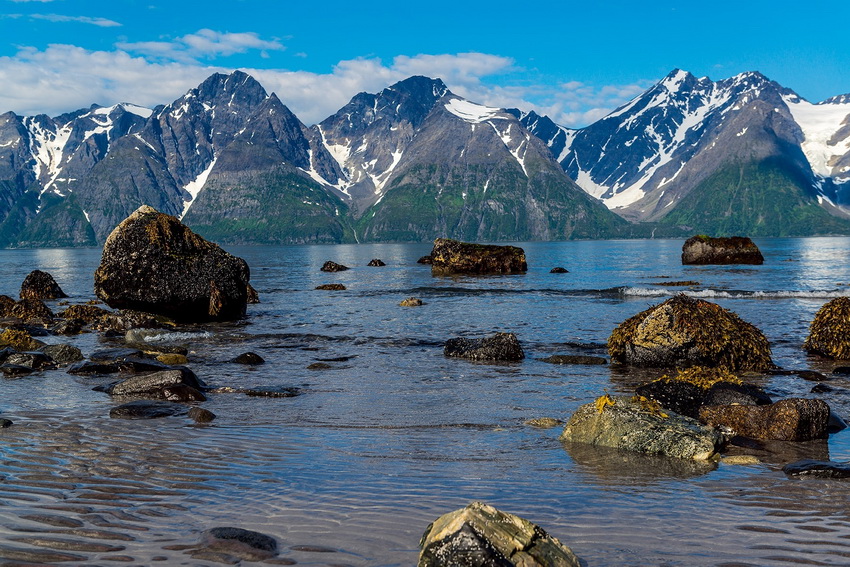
[94,205,250,323]
[783,459,850,478]
[419,501,580,567]
[197,527,278,561]
[430,238,527,275]
[681,235,764,265]
[608,294,773,372]
[20,270,67,300]
[699,398,830,441]
[804,297,850,360]
[445,333,524,362]
[560,395,722,460]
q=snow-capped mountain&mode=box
[520,69,850,235]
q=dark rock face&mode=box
[19,270,68,300]
[93,206,250,323]
[784,459,850,478]
[231,352,265,365]
[418,501,580,567]
[246,284,260,304]
[430,239,527,275]
[320,261,349,272]
[804,297,850,359]
[5,352,53,370]
[1,364,35,376]
[699,398,830,441]
[367,258,386,266]
[444,333,524,362]
[608,294,773,371]
[636,377,771,420]
[682,235,764,265]
[109,401,184,419]
[67,360,120,375]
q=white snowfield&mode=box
[444,98,503,124]
[784,95,850,180]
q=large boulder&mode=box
[681,235,764,265]
[20,270,67,300]
[445,333,524,362]
[804,297,850,359]
[430,238,527,276]
[94,206,250,322]
[560,395,722,460]
[699,398,830,441]
[419,501,580,567]
[608,294,773,372]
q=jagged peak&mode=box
[382,76,450,99]
[820,94,850,105]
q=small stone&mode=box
[189,407,216,423]
[307,362,332,370]
[157,353,189,365]
[722,455,761,465]
[315,284,346,290]
[67,360,120,375]
[200,527,278,561]
[550,267,569,273]
[367,259,386,267]
[0,418,13,428]
[524,417,564,428]
[231,352,265,365]
[320,261,349,272]
[400,297,424,307]
[417,255,433,265]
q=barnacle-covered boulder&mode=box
[700,398,830,442]
[444,332,524,362]
[94,206,250,323]
[608,294,773,372]
[430,238,527,275]
[804,297,850,360]
[681,235,764,265]
[20,270,67,300]
[419,501,580,567]
[560,395,722,460]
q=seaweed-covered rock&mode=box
[94,206,250,323]
[368,258,386,267]
[804,297,850,360]
[0,294,16,315]
[20,270,68,300]
[315,284,346,290]
[7,299,54,323]
[189,407,216,423]
[699,398,830,441]
[231,352,264,365]
[57,304,112,323]
[560,395,722,460]
[400,297,424,307]
[608,294,773,371]
[320,261,349,272]
[445,333,524,362]
[0,329,44,351]
[681,235,764,265]
[419,501,580,567]
[430,238,527,276]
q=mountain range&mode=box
[1,68,849,247]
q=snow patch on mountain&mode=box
[784,95,850,178]
[181,159,216,219]
[445,98,502,123]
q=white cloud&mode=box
[29,14,121,27]
[0,37,652,129]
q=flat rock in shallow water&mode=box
[429,238,527,275]
[5,351,53,369]
[444,332,524,362]
[198,527,278,561]
[1,364,35,377]
[315,283,346,290]
[783,459,850,478]
[540,355,606,365]
[67,360,120,375]
[106,368,205,396]
[109,401,184,419]
[699,398,830,441]
[39,344,84,364]
[418,501,580,567]
[681,235,764,265]
[560,395,722,460]
[90,348,144,362]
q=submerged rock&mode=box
[400,297,424,307]
[550,267,569,273]
[540,355,606,365]
[608,294,773,372]
[315,283,346,290]
[699,398,830,441]
[197,527,278,562]
[231,352,265,365]
[93,205,251,323]
[109,401,184,419]
[20,270,67,300]
[681,235,764,265]
[320,261,349,272]
[804,297,850,360]
[419,501,580,567]
[430,238,527,276]
[783,459,850,478]
[445,332,524,362]
[560,395,722,460]
[189,407,216,423]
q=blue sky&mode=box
[2,0,849,127]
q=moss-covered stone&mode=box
[804,297,850,360]
[608,294,773,372]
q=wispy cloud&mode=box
[29,14,121,27]
[118,29,284,62]
[0,36,652,128]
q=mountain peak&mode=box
[383,76,449,99]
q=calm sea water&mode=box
[2,237,850,566]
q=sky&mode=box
[1,0,849,128]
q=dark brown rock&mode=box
[7,298,55,323]
[40,344,84,364]
[681,235,764,265]
[94,206,251,323]
[783,459,850,478]
[608,294,773,372]
[804,297,850,360]
[109,401,184,419]
[1,364,35,376]
[57,304,112,323]
[699,398,830,441]
[320,261,349,272]
[20,270,67,300]
[5,351,53,369]
[444,332,524,362]
[199,527,278,562]
[550,267,569,273]
[367,258,386,266]
[106,368,205,396]
[246,283,260,304]
[417,255,433,265]
[540,355,606,365]
[231,352,264,365]
[315,284,346,290]
[430,238,527,275]
[189,407,216,423]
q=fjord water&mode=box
[2,237,850,566]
